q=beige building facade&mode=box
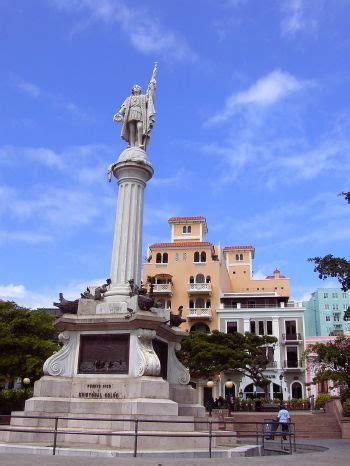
[143,216,306,401]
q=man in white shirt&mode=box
[277,404,291,440]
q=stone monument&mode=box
[0,65,234,452]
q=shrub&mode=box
[0,388,33,414]
[343,400,350,417]
[315,393,331,410]
[340,388,350,404]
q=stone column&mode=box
[105,150,153,300]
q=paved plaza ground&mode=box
[0,440,350,466]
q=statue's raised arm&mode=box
[113,62,158,151]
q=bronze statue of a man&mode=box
[114,63,157,150]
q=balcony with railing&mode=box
[281,333,302,342]
[283,359,303,370]
[265,361,277,369]
[152,283,172,295]
[188,283,212,295]
[223,301,303,309]
[187,308,212,320]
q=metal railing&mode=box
[282,333,302,341]
[283,359,303,369]
[266,361,278,368]
[0,414,296,457]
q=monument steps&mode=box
[224,411,342,439]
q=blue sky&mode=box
[0,0,349,308]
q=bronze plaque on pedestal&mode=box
[78,334,129,374]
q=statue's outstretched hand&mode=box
[113,113,123,122]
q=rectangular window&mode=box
[285,320,297,339]
[258,321,264,335]
[343,293,347,298]
[250,321,256,334]
[333,304,339,310]
[266,321,273,335]
[286,346,298,368]
[324,293,328,298]
[332,293,338,298]
[227,322,238,334]
[325,304,330,310]
[325,316,331,321]
[334,313,340,322]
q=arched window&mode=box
[188,225,191,233]
[196,298,205,308]
[239,253,243,261]
[156,252,168,264]
[189,276,194,284]
[194,251,200,262]
[200,251,206,262]
[195,274,205,283]
[206,275,211,283]
[183,226,187,233]
[236,254,239,261]
[291,381,303,399]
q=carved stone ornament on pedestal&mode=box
[133,329,160,377]
[43,331,77,377]
[167,342,190,385]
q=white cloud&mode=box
[0,278,107,309]
[207,70,309,124]
[149,169,188,187]
[0,230,53,244]
[280,0,320,37]
[51,0,196,62]
[10,75,86,119]
[0,145,64,169]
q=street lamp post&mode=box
[225,380,234,414]
[206,380,215,417]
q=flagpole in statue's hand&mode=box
[148,62,158,91]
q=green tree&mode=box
[178,330,277,389]
[306,336,350,388]
[0,301,59,383]
[308,254,350,292]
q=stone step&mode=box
[0,426,237,450]
[9,411,209,432]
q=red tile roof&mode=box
[223,246,255,251]
[168,216,206,222]
[149,241,213,249]
[266,269,287,279]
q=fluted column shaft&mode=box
[107,161,153,297]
